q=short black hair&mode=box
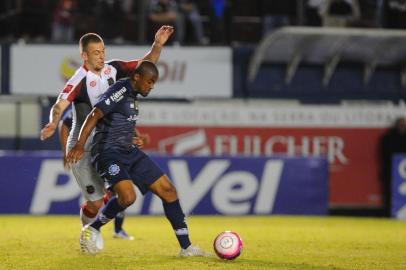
[79,33,103,54]
[133,61,159,78]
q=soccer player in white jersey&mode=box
[40,26,174,250]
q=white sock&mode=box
[80,207,96,227]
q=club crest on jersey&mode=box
[110,87,127,103]
[108,164,120,176]
[104,66,112,75]
[90,80,96,87]
[86,185,95,194]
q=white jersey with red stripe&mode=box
[58,59,139,152]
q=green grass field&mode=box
[0,215,405,270]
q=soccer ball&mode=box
[213,231,243,260]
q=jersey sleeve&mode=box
[107,59,139,79]
[58,67,86,102]
[95,83,129,115]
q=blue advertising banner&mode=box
[0,151,328,215]
[391,155,406,219]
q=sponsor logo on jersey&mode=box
[90,80,96,87]
[108,164,120,176]
[105,98,111,105]
[127,115,138,122]
[110,87,127,103]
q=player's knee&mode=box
[150,176,179,202]
[114,180,136,207]
[163,184,177,197]
[118,192,136,207]
[158,181,178,202]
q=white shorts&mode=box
[70,151,105,202]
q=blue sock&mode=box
[91,197,126,231]
[163,199,191,249]
[114,211,125,233]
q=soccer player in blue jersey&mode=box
[67,61,210,257]
[40,26,174,250]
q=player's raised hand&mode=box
[66,144,84,164]
[40,122,57,141]
[154,25,174,46]
[133,137,144,148]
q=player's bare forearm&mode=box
[76,108,104,147]
[51,105,62,123]
[142,25,174,64]
[50,99,70,124]
[143,43,163,64]
[40,99,70,140]
[67,108,103,164]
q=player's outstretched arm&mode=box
[40,99,70,140]
[142,25,174,64]
[66,107,104,164]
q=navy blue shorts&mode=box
[93,148,164,195]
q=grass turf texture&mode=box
[0,216,405,270]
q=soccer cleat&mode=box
[79,239,88,253]
[178,245,212,257]
[80,225,104,255]
[113,230,134,240]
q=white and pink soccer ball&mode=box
[213,231,243,260]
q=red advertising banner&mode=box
[138,126,385,207]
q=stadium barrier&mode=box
[391,154,406,219]
[3,99,406,208]
[0,151,328,215]
[9,45,232,98]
